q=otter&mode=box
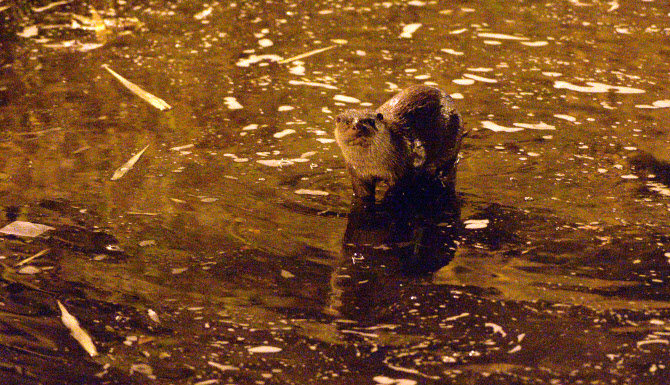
[334,84,465,203]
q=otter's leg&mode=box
[350,174,376,203]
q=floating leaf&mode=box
[0,221,54,237]
[111,144,150,181]
[102,65,172,110]
[57,301,99,357]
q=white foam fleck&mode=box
[463,74,497,83]
[333,95,361,104]
[648,182,670,197]
[288,80,337,90]
[400,23,422,39]
[257,159,294,167]
[273,129,296,138]
[295,189,329,196]
[258,38,273,47]
[407,0,426,5]
[554,114,576,122]
[513,122,555,130]
[543,72,562,77]
[248,346,282,353]
[483,40,502,45]
[316,138,336,144]
[621,174,638,179]
[441,48,464,55]
[467,67,493,72]
[289,64,305,76]
[635,99,670,109]
[481,121,523,133]
[450,93,464,99]
[278,105,295,112]
[554,81,645,94]
[453,78,475,85]
[449,28,468,34]
[521,41,548,47]
[464,219,490,229]
[242,124,259,131]
[224,97,243,110]
[478,32,529,40]
[485,322,507,337]
[235,54,282,67]
[374,376,417,385]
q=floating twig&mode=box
[102,65,172,111]
[57,300,99,357]
[16,249,50,266]
[278,45,337,64]
[111,144,150,181]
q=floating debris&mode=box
[453,78,475,85]
[513,122,555,130]
[194,7,213,20]
[273,129,296,138]
[16,249,50,266]
[399,23,422,39]
[635,100,670,109]
[464,219,490,229]
[17,25,39,38]
[257,159,294,167]
[208,361,239,371]
[18,266,41,275]
[374,376,417,385]
[111,144,150,181]
[170,144,195,151]
[554,114,577,122]
[279,45,337,64]
[0,221,54,237]
[463,73,498,83]
[32,0,72,12]
[520,41,549,47]
[223,97,243,110]
[57,301,98,357]
[102,65,172,110]
[295,189,329,196]
[147,309,160,323]
[333,95,361,104]
[258,38,273,47]
[485,322,507,337]
[441,48,464,56]
[554,81,645,94]
[236,54,282,67]
[248,346,282,353]
[477,32,529,41]
[480,121,523,133]
[281,270,295,278]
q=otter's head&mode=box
[334,110,385,148]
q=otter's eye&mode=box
[335,116,342,123]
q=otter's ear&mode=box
[375,113,384,121]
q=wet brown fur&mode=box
[334,85,465,202]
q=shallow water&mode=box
[1,0,670,384]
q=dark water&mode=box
[2,0,670,384]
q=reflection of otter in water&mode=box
[326,193,461,317]
[334,85,465,205]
